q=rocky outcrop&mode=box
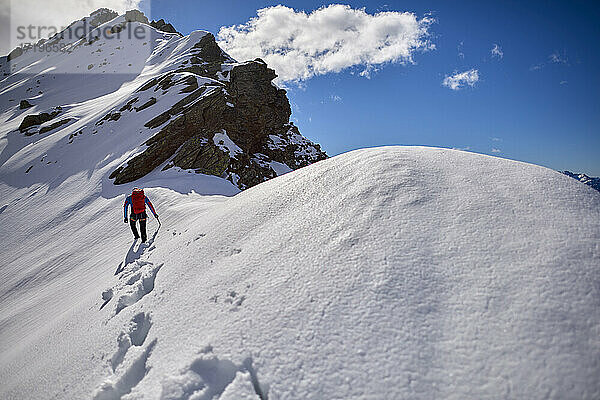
[150,19,180,35]
[87,8,119,27]
[124,10,149,24]
[191,33,228,65]
[19,109,61,134]
[4,8,325,190]
[39,118,73,134]
[7,47,23,62]
[109,56,326,189]
[19,100,33,109]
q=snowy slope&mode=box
[0,9,325,194]
[1,146,599,399]
[0,14,229,191]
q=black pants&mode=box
[130,212,147,242]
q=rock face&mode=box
[18,109,62,134]
[150,19,180,35]
[108,33,327,189]
[7,9,326,190]
[19,100,33,109]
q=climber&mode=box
[123,187,158,242]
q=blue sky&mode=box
[147,1,599,174]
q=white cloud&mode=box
[330,94,342,102]
[2,0,142,55]
[560,80,568,85]
[217,4,434,83]
[491,43,503,59]
[491,148,501,153]
[442,68,479,90]
[491,137,502,142]
[549,51,568,64]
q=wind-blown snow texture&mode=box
[1,143,599,399]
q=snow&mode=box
[269,160,292,176]
[0,145,599,399]
[0,9,598,399]
[213,130,243,157]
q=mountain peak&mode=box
[0,10,326,192]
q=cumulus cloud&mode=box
[491,43,503,59]
[2,0,141,55]
[442,69,479,90]
[491,148,501,153]
[217,4,434,83]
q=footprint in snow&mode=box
[211,290,247,312]
[93,312,155,399]
[219,247,242,257]
[93,339,157,400]
[110,312,153,372]
[160,348,267,400]
[114,261,163,315]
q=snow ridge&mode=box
[0,9,599,400]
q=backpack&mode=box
[131,188,145,214]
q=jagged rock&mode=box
[19,110,61,133]
[191,33,228,65]
[39,118,73,134]
[124,10,149,24]
[228,153,277,189]
[135,97,156,112]
[225,60,291,152]
[263,125,327,169]
[19,100,33,109]
[150,19,180,35]
[7,47,23,62]
[119,98,139,112]
[167,136,231,176]
[96,111,121,125]
[88,8,118,27]
[110,59,326,189]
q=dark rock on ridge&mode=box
[19,100,33,109]
[19,109,61,134]
[109,56,326,189]
[150,19,181,35]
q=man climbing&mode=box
[123,187,159,242]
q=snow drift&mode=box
[0,146,599,399]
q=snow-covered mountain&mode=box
[1,9,599,400]
[562,171,600,193]
[0,9,326,192]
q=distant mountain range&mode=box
[561,171,600,193]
